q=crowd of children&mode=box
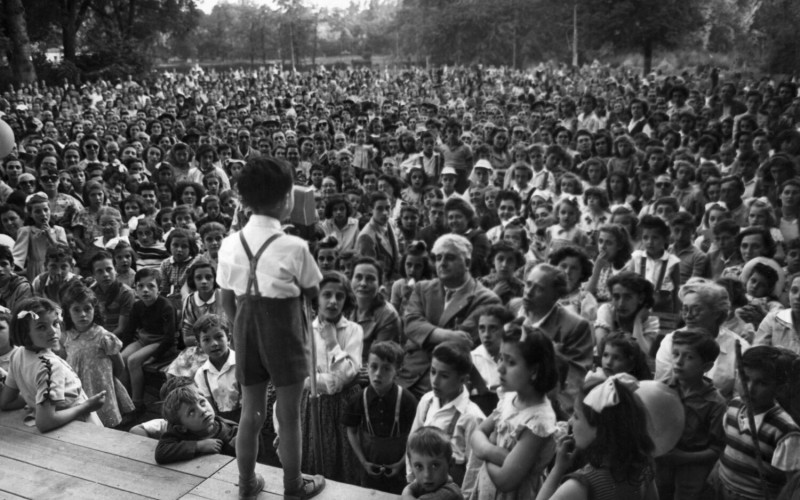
[2,63,800,500]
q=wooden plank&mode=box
[0,456,150,500]
[211,462,399,500]
[0,410,232,478]
[183,477,282,500]
[0,490,30,500]
[0,427,200,500]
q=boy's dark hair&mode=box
[192,313,230,343]
[496,190,522,211]
[672,329,721,364]
[652,197,680,213]
[750,262,779,288]
[162,385,206,425]
[61,285,104,330]
[237,156,293,213]
[713,218,740,237]
[134,267,162,286]
[489,240,526,268]
[742,345,798,386]
[501,325,559,394]
[199,221,225,240]
[45,243,72,264]
[670,211,695,228]
[0,244,13,265]
[406,426,453,462]
[10,297,60,349]
[171,204,197,223]
[432,340,472,376]
[639,214,671,240]
[369,340,405,369]
[165,228,199,258]
[135,217,164,240]
[478,304,515,325]
[155,207,175,228]
[201,195,220,209]
[368,191,389,208]
[89,250,114,271]
[159,376,195,400]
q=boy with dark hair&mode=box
[669,211,709,285]
[407,341,485,493]
[656,329,726,499]
[403,427,462,500]
[31,243,80,305]
[343,340,418,494]
[626,215,681,320]
[708,219,742,281]
[217,156,324,500]
[155,386,237,464]
[89,250,134,337]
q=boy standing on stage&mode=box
[218,157,325,500]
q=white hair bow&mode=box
[17,310,39,320]
[583,373,639,413]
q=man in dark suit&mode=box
[520,263,594,412]
[397,234,501,398]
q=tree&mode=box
[578,0,706,74]
[1,0,37,83]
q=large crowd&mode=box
[0,62,800,500]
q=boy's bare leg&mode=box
[275,381,305,492]
[237,381,269,491]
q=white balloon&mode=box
[0,120,14,159]
[635,380,685,457]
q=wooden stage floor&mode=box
[0,410,398,499]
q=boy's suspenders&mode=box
[239,232,282,296]
[363,384,403,437]
[639,256,668,292]
[422,397,461,436]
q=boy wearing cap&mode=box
[440,167,465,202]
[465,160,493,202]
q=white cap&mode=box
[473,159,494,171]
[441,166,458,177]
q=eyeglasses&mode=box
[656,183,672,188]
[85,144,99,149]
[19,181,35,187]
[40,176,57,183]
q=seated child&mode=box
[403,426,463,500]
[584,333,652,384]
[0,297,105,431]
[112,241,137,288]
[198,222,225,266]
[407,341,486,492]
[717,346,800,499]
[155,385,237,464]
[31,243,81,305]
[89,250,135,338]
[192,314,240,422]
[121,268,177,414]
[0,244,33,312]
[656,330,726,500]
[738,258,784,327]
[131,218,169,270]
[0,308,19,388]
[344,340,418,494]
[478,241,525,305]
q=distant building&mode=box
[45,48,63,64]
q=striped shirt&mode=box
[719,398,800,498]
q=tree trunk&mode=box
[2,0,37,84]
[63,20,78,62]
[643,38,653,76]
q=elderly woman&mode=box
[655,278,751,399]
[348,256,402,367]
[444,197,491,278]
[754,273,800,355]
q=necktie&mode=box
[444,288,454,305]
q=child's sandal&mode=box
[238,473,265,500]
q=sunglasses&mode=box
[656,182,672,188]
[85,144,99,149]
[19,181,36,186]
[40,175,57,183]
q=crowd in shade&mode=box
[1,62,800,500]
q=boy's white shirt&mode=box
[194,349,240,413]
[406,386,485,481]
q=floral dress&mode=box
[64,325,135,427]
[469,392,558,500]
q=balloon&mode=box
[635,380,685,457]
[0,120,14,159]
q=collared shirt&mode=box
[408,387,485,469]
[217,214,321,298]
[754,308,800,355]
[669,243,709,285]
[471,344,500,391]
[321,217,360,252]
[194,349,239,412]
[667,376,726,453]
[626,249,681,292]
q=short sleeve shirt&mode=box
[216,215,322,298]
[6,348,88,408]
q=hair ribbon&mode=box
[583,373,639,412]
[17,310,39,320]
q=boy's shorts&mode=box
[233,295,309,387]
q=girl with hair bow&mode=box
[536,374,658,500]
